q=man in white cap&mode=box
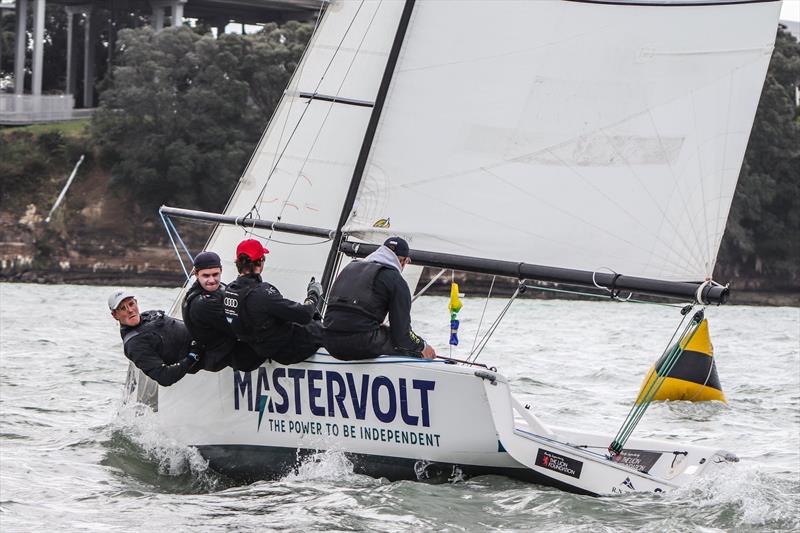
[109,290,200,386]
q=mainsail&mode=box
[343,0,780,283]
[174,0,780,303]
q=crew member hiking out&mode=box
[109,290,200,386]
[223,239,324,365]
[323,237,436,360]
[181,251,264,372]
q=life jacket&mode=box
[223,274,266,344]
[327,261,391,323]
[181,281,228,346]
[122,310,188,364]
[181,282,203,337]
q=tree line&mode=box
[716,26,799,288]
[91,23,312,211]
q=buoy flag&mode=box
[448,282,462,346]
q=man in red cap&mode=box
[222,238,324,365]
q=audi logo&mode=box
[224,297,238,308]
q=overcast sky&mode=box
[783,0,800,21]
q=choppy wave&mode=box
[102,403,223,494]
[1,284,798,532]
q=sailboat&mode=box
[128,0,781,496]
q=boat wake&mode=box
[663,463,800,530]
[282,448,358,483]
[102,401,224,493]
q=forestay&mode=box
[344,0,780,283]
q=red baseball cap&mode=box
[236,239,270,261]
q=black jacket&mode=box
[324,262,426,354]
[120,310,196,386]
[226,273,317,357]
[182,280,235,371]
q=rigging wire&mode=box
[271,1,382,239]
[411,268,447,303]
[521,282,684,308]
[248,1,369,224]
[471,275,496,354]
[247,0,328,216]
[469,283,522,363]
[214,0,328,226]
[159,213,193,280]
[235,228,333,247]
[608,306,704,456]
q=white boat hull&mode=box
[132,354,734,496]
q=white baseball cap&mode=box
[108,290,136,310]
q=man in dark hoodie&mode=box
[109,290,200,386]
[181,251,264,372]
[323,237,436,360]
[223,239,323,365]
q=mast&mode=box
[319,0,417,292]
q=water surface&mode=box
[1,283,798,531]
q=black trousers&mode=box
[197,339,264,372]
[323,326,404,361]
[265,320,324,366]
[230,343,267,372]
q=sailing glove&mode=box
[186,341,202,372]
[305,277,324,311]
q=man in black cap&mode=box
[109,290,200,386]
[323,237,436,360]
[181,251,263,371]
[223,239,324,366]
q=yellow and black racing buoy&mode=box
[636,319,726,403]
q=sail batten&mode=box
[293,91,375,108]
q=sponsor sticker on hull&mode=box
[535,448,583,479]
[233,368,442,449]
[616,449,661,473]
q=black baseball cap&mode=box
[193,251,222,271]
[383,237,410,258]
